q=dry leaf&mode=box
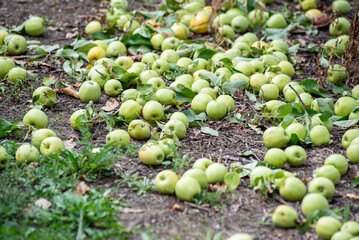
[57,86,80,99]
[13,60,27,65]
[101,99,119,112]
[73,181,90,196]
[208,183,228,192]
[346,194,359,202]
[122,208,146,213]
[169,204,184,212]
[64,138,77,149]
[34,198,52,210]
[66,31,79,39]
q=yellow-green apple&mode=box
[332,0,351,14]
[278,61,295,77]
[217,25,235,39]
[94,40,108,50]
[330,17,350,36]
[79,81,101,103]
[0,146,9,169]
[192,158,213,171]
[324,38,346,56]
[158,138,177,159]
[161,37,180,51]
[308,177,335,198]
[324,154,348,175]
[341,221,359,235]
[327,64,348,84]
[23,109,48,129]
[141,52,160,66]
[259,84,279,101]
[250,73,268,91]
[6,34,27,55]
[31,128,56,149]
[123,20,140,32]
[155,170,179,194]
[260,55,280,66]
[106,129,130,149]
[231,15,249,33]
[247,9,269,27]
[264,148,287,168]
[206,100,227,120]
[151,59,170,74]
[205,163,228,184]
[191,93,213,113]
[142,100,164,121]
[160,49,180,64]
[110,0,128,9]
[300,0,316,10]
[353,85,359,99]
[183,168,208,189]
[175,176,201,202]
[24,16,45,36]
[227,233,253,240]
[285,145,307,167]
[199,88,217,100]
[147,77,166,92]
[316,165,341,184]
[226,7,245,20]
[7,67,27,83]
[40,137,65,156]
[232,42,251,57]
[342,129,359,149]
[285,122,307,140]
[191,79,210,93]
[176,57,192,69]
[263,127,289,149]
[250,59,265,73]
[217,95,235,112]
[156,89,176,106]
[235,62,255,77]
[267,13,287,28]
[85,20,102,35]
[88,64,110,88]
[128,119,150,140]
[249,166,273,186]
[170,112,189,128]
[121,89,140,101]
[301,193,329,216]
[270,40,289,53]
[311,114,333,132]
[272,205,298,228]
[115,56,133,70]
[183,1,202,13]
[188,58,209,73]
[106,41,127,57]
[163,119,187,139]
[32,86,57,107]
[171,22,189,40]
[87,46,106,63]
[151,33,165,50]
[213,13,232,28]
[0,30,9,45]
[315,216,342,240]
[346,142,359,163]
[310,125,330,146]
[279,177,306,201]
[139,142,164,165]
[271,74,290,92]
[139,70,159,84]
[70,109,93,130]
[331,231,353,240]
[274,171,295,187]
[119,100,141,120]
[16,144,39,164]
[0,57,15,79]
[104,79,123,97]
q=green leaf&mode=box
[166,15,177,27]
[198,71,222,87]
[318,111,333,122]
[238,151,255,157]
[288,44,300,55]
[264,28,289,41]
[224,173,240,191]
[139,10,166,19]
[42,76,55,86]
[11,22,26,33]
[122,33,152,46]
[173,84,195,103]
[222,79,248,94]
[176,43,205,57]
[281,115,295,128]
[320,55,329,68]
[297,209,342,232]
[276,103,292,118]
[197,49,216,60]
[353,177,359,187]
[90,32,111,40]
[57,49,79,58]
[0,119,19,138]
[200,127,219,136]
[333,83,349,95]
[316,98,334,114]
[182,108,207,122]
[333,119,358,128]
[245,90,256,101]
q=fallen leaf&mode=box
[73,181,90,196]
[34,198,51,210]
[208,183,228,192]
[169,204,184,211]
[101,99,119,112]
[346,194,359,202]
[57,86,79,99]
[66,31,79,39]
[64,138,77,149]
[122,208,146,213]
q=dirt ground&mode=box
[1,0,359,239]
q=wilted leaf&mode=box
[73,181,90,196]
[64,138,77,150]
[101,99,119,112]
[224,172,240,191]
[169,204,184,211]
[208,183,228,192]
[200,126,219,136]
[34,198,51,210]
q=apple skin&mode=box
[315,216,342,240]
[235,62,255,77]
[0,57,15,79]
[247,9,269,27]
[151,34,165,50]
[142,101,164,121]
[217,25,235,40]
[301,193,329,216]
[311,114,333,132]
[32,86,57,107]
[163,119,187,140]
[6,34,27,55]
[206,100,227,120]
[69,109,93,130]
[308,177,335,199]
[309,125,330,146]
[106,129,130,149]
[327,64,348,84]
[16,144,40,164]
[285,122,306,140]
[192,158,213,171]
[176,57,192,69]
[249,73,268,91]
[106,41,127,57]
[274,171,295,187]
[346,143,359,163]
[249,166,273,186]
[342,129,359,149]
[341,221,359,235]
[259,84,279,101]
[0,30,9,45]
[119,100,141,120]
[138,143,165,165]
[85,20,102,35]
[191,93,213,114]
[23,109,48,129]
[155,170,179,194]
[155,89,176,106]
[88,65,110,87]
[141,52,160,66]
[279,177,306,202]
[161,37,180,51]
[285,145,307,167]
[264,148,287,168]
[79,81,101,103]
[0,146,10,169]
[267,13,287,29]
[170,112,189,128]
[115,56,133,70]
[31,128,56,149]
[139,70,159,84]
[335,96,359,117]
[331,231,353,240]
[104,79,123,97]
[231,15,249,33]
[272,205,298,228]
[147,77,166,93]
[128,120,151,140]
[175,176,201,202]
[278,61,295,77]
[151,59,170,75]
[205,163,228,184]
[263,127,289,149]
[191,79,210,94]
[316,165,341,185]
[40,137,65,156]
[7,67,27,83]
[217,95,235,112]
[324,154,348,176]
[183,169,208,189]
[332,0,351,14]
[158,138,177,159]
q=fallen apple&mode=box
[23,109,48,129]
[154,170,179,194]
[175,176,201,202]
[315,216,342,240]
[272,205,298,228]
[16,143,39,164]
[40,136,65,156]
[139,142,164,165]
[128,119,151,140]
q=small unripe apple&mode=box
[23,109,48,129]
[315,216,342,240]
[85,21,102,35]
[206,100,227,120]
[301,193,329,216]
[128,119,151,140]
[205,163,227,184]
[285,145,307,167]
[106,129,130,149]
[324,154,348,175]
[40,136,65,156]
[7,67,27,83]
[264,148,287,168]
[31,128,56,149]
[266,13,287,29]
[310,125,330,146]
[79,81,101,103]
[308,177,335,198]
[183,169,207,189]
[139,143,164,165]
[279,177,307,202]
[316,165,341,185]
[32,86,57,107]
[16,144,39,164]
[155,170,179,194]
[263,127,289,149]
[0,146,9,169]
[272,205,298,228]
[249,166,273,186]
[175,176,201,202]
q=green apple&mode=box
[278,61,295,77]
[40,137,65,156]
[285,122,307,140]
[270,40,289,53]
[272,205,298,228]
[217,95,235,112]
[227,233,253,240]
[285,145,307,167]
[79,81,101,103]
[142,101,164,121]
[191,79,210,94]
[249,60,264,73]
[331,231,353,240]
[183,169,207,189]
[128,119,151,140]
[151,59,170,74]
[110,0,128,9]
[23,109,48,129]
[263,127,289,149]
[264,148,287,168]
[161,37,180,51]
[327,64,348,84]
[310,125,330,146]
[155,89,176,106]
[6,34,27,55]
[235,62,255,77]
[139,70,159,84]
[25,16,46,36]
[171,22,189,40]
[127,62,146,75]
[141,52,160,66]
[115,56,133,70]
[88,65,110,87]
[279,177,306,201]
[114,13,131,29]
[267,13,287,28]
[308,177,335,198]
[119,100,141,120]
[70,109,93,130]
[0,146,9,169]
[346,143,359,163]
[300,0,316,10]
[147,77,166,92]
[249,166,273,186]
[16,144,39,164]
[192,158,213,171]
[324,38,346,56]
[158,138,177,159]
[341,221,359,235]
[151,34,165,50]
[263,100,285,116]
[106,129,130,149]
[94,40,108,50]
[206,100,227,120]
[32,86,57,107]
[7,67,27,83]
[342,129,359,148]
[0,30,9,45]
[332,0,351,14]
[315,216,342,240]
[330,17,350,36]
[85,20,102,35]
[191,93,213,114]
[0,57,15,79]
[183,1,202,13]
[316,165,341,185]
[205,163,228,184]
[199,88,217,100]
[231,15,249,33]
[324,154,348,175]
[155,170,179,194]
[311,114,333,132]
[188,58,209,73]
[259,84,279,101]
[176,57,192,69]
[226,8,245,20]
[247,9,269,27]
[106,41,127,57]
[218,25,236,40]
[139,143,164,165]
[274,171,295,187]
[213,14,232,28]
[175,176,201,202]
[104,79,123,97]
[123,20,140,32]
[170,112,189,128]
[301,193,329,216]
[163,119,187,139]
[250,73,268,91]
[31,128,56,149]
[215,67,232,82]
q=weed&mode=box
[117,170,154,196]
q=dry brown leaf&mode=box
[346,194,359,202]
[66,31,79,39]
[101,99,119,112]
[122,208,146,213]
[34,198,52,210]
[57,87,80,99]
[64,138,77,150]
[73,181,90,196]
[47,26,60,31]
[208,183,228,192]
[169,204,184,212]
[13,60,27,65]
